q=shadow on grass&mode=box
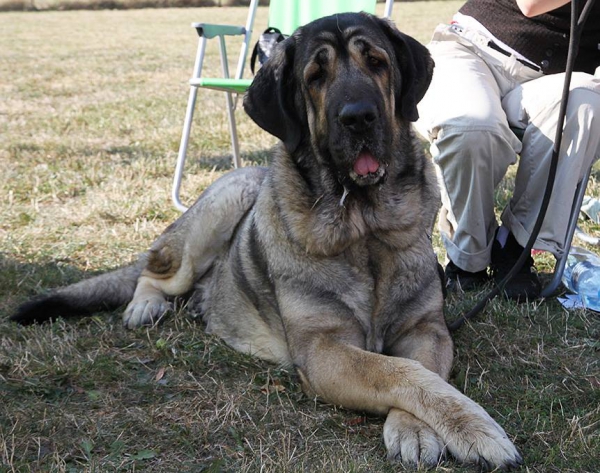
[0,252,110,319]
[192,147,273,171]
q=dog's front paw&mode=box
[123,297,172,329]
[441,402,523,471]
[384,408,446,468]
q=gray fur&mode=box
[11,13,522,471]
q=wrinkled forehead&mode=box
[294,14,389,61]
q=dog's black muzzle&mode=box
[338,100,378,135]
[328,86,388,188]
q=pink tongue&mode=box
[353,151,380,176]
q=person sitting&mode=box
[415,0,600,301]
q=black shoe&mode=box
[444,261,489,292]
[490,233,541,302]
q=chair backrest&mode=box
[235,0,393,81]
[268,0,380,36]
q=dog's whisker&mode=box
[311,194,324,210]
[339,186,350,207]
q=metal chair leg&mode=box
[172,86,200,212]
[218,36,242,169]
[172,37,208,212]
[225,91,242,168]
[541,165,593,297]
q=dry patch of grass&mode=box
[1,3,599,472]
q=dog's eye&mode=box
[305,50,328,86]
[367,54,387,71]
[306,66,325,86]
[316,49,328,65]
[369,56,380,66]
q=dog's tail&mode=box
[10,259,146,325]
[11,166,269,326]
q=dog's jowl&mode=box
[13,13,522,471]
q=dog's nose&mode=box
[339,101,377,133]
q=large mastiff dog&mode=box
[13,13,522,470]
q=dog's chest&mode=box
[342,239,424,353]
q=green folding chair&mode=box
[173,0,395,211]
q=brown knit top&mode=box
[459,0,600,74]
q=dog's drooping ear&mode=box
[243,37,303,153]
[375,17,434,122]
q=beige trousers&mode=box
[415,24,600,273]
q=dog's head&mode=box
[243,12,433,189]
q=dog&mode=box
[12,13,522,470]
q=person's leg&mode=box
[502,73,600,256]
[416,38,521,280]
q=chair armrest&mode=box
[190,78,253,94]
[191,22,246,39]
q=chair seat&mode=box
[190,78,253,94]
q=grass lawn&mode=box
[1,2,599,472]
